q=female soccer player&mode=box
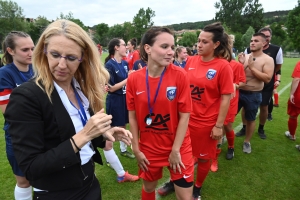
[127,27,194,200]
[0,31,34,200]
[126,38,140,70]
[173,46,188,68]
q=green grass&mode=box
[1,58,300,200]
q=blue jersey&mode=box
[173,60,186,68]
[133,59,147,70]
[105,59,128,95]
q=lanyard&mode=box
[69,84,88,127]
[112,58,126,79]
[146,67,166,116]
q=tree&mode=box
[232,32,243,52]
[27,16,50,43]
[215,0,264,33]
[107,24,125,40]
[132,7,155,42]
[93,23,109,46]
[178,32,197,47]
[269,22,287,47]
[241,26,255,50]
[58,12,88,31]
[286,1,300,51]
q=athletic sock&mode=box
[288,118,298,136]
[226,130,235,148]
[141,186,155,200]
[103,149,125,176]
[274,93,279,104]
[14,185,32,200]
[195,160,210,187]
[258,124,264,130]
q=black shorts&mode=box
[260,89,273,106]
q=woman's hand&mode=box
[134,151,150,172]
[103,127,133,145]
[210,126,223,140]
[238,52,245,64]
[168,150,185,174]
[290,94,295,104]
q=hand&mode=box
[103,127,133,145]
[210,126,223,140]
[134,151,150,172]
[138,63,143,69]
[274,81,280,87]
[247,54,255,70]
[128,70,135,75]
[238,53,245,64]
[81,109,112,140]
[290,94,295,104]
[231,83,236,99]
[168,150,185,174]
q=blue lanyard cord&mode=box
[146,67,166,115]
[112,58,127,79]
[69,84,88,127]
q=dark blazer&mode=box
[5,80,106,191]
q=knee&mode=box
[143,184,156,193]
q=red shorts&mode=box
[287,101,300,117]
[189,124,218,160]
[224,114,236,125]
[138,149,194,183]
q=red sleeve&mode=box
[218,64,234,94]
[126,74,135,111]
[292,61,300,78]
[177,71,192,113]
[132,51,140,67]
[0,88,12,105]
[237,62,246,83]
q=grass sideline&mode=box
[0,57,300,200]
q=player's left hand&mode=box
[274,80,280,87]
[168,150,185,174]
[211,126,223,140]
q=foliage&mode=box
[241,26,255,50]
[214,0,264,33]
[132,7,155,43]
[178,32,197,47]
[269,22,287,48]
[93,23,109,46]
[58,12,88,31]
[232,32,243,52]
[27,16,50,43]
[286,1,300,51]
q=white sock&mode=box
[14,185,32,200]
[119,141,127,153]
[103,149,125,176]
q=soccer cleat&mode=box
[120,151,135,159]
[117,171,139,183]
[210,159,218,172]
[295,145,300,151]
[157,181,175,196]
[243,142,251,154]
[274,104,279,107]
[192,186,202,200]
[235,128,245,137]
[267,113,273,121]
[258,129,267,139]
[285,131,296,141]
[226,147,234,160]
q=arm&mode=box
[0,104,7,114]
[275,64,282,73]
[290,77,300,104]
[169,112,190,173]
[108,79,127,92]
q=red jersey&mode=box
[228,60,246,116]
[185,56,233,126]
[291,61,300,107]
[126,64,192,165]
[126,50,140,70]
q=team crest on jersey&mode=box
[166,87,176,101]
[124,66,128,73]
[206,69,217,80]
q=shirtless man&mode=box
[237,33,274,153]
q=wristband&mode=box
[214,125,223,129]
[70,137,81,151]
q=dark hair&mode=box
[253,32,267,40]
[175,46,185,59]
[202,22,232,61]
[105,38,121,64]
[129,38,137,50]
[140,26,173,62]
[186,47,193,56]
[2,31,30,65]
[258,27,272,35]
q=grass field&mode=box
[0,57,299,199]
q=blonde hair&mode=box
[33,19,109,112]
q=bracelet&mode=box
[70,137,81,151]
[277,80,281,82]
[214,125,223,129]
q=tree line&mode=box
[0,0,299,53]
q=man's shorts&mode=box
[138,150,194,183]
[238,90,262,121]
[287,101,300,117]
[189,124,217,160]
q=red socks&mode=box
[274,93,279,105]
[195,160,210,187]
[141,186,155,200]
[288,118,298,136]
[226,130,235,148]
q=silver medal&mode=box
[146,117,152,125]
